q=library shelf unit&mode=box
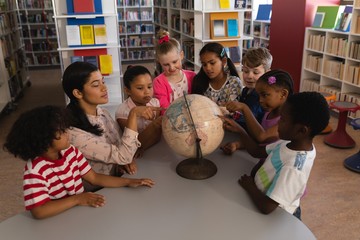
[0,0,29,111]
[0,37,11,113]
[300,26,360,119]
[52,0,124,107]
[17,0,59,68]
[117,0,155,62]
[154,0,252,72]
[252,19,270,48]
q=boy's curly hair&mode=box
[3,105,70,160]
[286,92,330,137]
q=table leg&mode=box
[324,111,356,148]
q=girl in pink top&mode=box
[153,30,196,113]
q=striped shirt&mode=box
[23,145,91,210]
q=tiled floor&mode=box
[0,69,360,239]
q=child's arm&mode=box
[137,116,162,157]
[226,101,278,143]
[30,192,106,219]
[117,118,127,132]
[238,174,279,214]
[221,116,267,158]
[83,169,155,188]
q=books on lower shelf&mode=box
[70,54,113,75]
[66,24,107,47]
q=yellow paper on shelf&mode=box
[219,0,230,9]
[80,25,95,45]
[99,55,113,75]
[94,24,107,45]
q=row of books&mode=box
[121,49,154,60]
[118,10,152,21]
[154,9,168,26]
[322,58,344,80]
[22,28,56,38]
[326,37,347,58]
[305,54,322,72]
[27,52,60,65]
[20,12,54,24]
[182,18,194,36]
[169,0,195,10]
[71,55,113,75]
[302,79,360,118]
[307,34,325,52]
[119,23,154,34]
[252,38,269,48]
[171,14,180,31]
[118,0,152,7]
[66,24,107,46]
[154,0,167,7]
[349,41,360,60]
[24,41,58,52]
[119,36,153,47]
[18,0,52,9]
[219,0,248,9]
[183,41,194,62]
[312,5,352,32]
[224,46,241,63]
[345,64,360,86]
[0,13,17,35]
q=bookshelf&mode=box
[17,0,60,68]
[117,0,155,62]
[154,0,252,72]
[252,19,270,48]
[0,0,29,110]
[52,0,124,107]
[0,37,11,113]
[300,2,360,119]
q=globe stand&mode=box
[176,93,217,180]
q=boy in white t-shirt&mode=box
[221,91,330,220]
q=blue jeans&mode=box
[293,206,302,220]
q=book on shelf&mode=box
[70,56,84,63]
[219,0,230,9]
[213,20,226,37]
[73,0,95,13]
[315,5,344,29]
[80,25,95,45]
[83,55,98,67]
[335,6,352,32]
[234,0,247,9]
[66,25,81,46]
[227,19,239,37]
[256,4,272,21]
[93,24,107,45]
[99,55,113,75]
[312,12,325,28]
[66,0,103,14]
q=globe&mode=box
[162,94,225,159]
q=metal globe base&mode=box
[176,158,217,180]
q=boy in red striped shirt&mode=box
[4,106,154,219]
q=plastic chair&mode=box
[324,101,360,148]
[320,92,336,134]
[343,118,360,173]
